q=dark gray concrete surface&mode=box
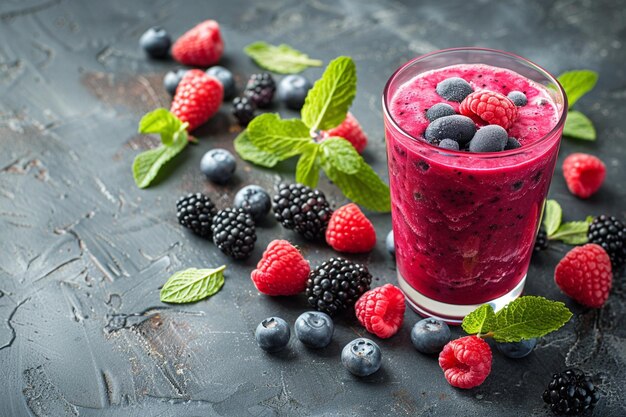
[1,0,625,416]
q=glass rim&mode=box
[382,47,568,158]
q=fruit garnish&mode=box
[424,114,476,145]
[233,185,271,221]
[211,208,256,260]
[176,193,218,238]
[244,73,276,108]
[294,311,334,349]
[171,69,223,131]
[587,215,626,268]
[411,318,451,354]
[160,265,226,304]
[460,90,518,129]
[468,124,508,153]
[355,284,405,339]
[272,183,332,240]
[244,41,322,74]
[507,90,527,106]
[255,317,290,353]
[325,203,376,253]
[435,77,474,102]
[251,240,310,296]
[543,369,600,415]
[439,336,492,389]
[319,112,368,154]
[562,153,606,199]
[172,20,224,67]
[426,103,456,122]
[200,148,236,185]
[341,338,382,377]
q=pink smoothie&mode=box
[385,64,561,306]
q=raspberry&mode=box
[320,113,368,154]
[562,153,606,199]
[325,203,376,253]
[554,244,612,308]
[355,284,405,339]
[171,20,224,67]
[438,336,492,389]
[251,240,310,296]
[170,69,224,132]
[460,90,518,129]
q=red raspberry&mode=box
[562,153,606,199]
[320,113,368,153]
[325,203,376,253]
[172,20,224,67]
[170,69,223,132]
[459,90,518,129]
[438,336,492,389]
[554,244,612,308]
[251,240,310,296]
[355,284,406,339]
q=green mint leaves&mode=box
[462,296,572,343]
[233,131,280,168]
[133,108,189,188]
[541,199,592,245]
[244,41,322,74]
[558,70,598,141]
[247,114,312,158]
[160,265,226,304]
[542,199,563,236]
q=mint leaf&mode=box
[491,296,572,342]
[301,56,357,131]
[234,131,280,168]
[320,137,361,175]
[160,265,226,304]
[247,113,312,159]
[462,304,497,335]
[138,108,185,146]
[563,110,596,141]
[244,41,323,74]
[550,219,591,245]
[558,70,598,108]
[543,199,563,236]
[132,130,187,188]
[295,144,320,188]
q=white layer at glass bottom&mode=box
[397,272,527,325]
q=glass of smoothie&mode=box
[383,48,567,324]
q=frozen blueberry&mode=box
[386,230,395,257]
[294,311,334,349]
[468,125,508,153]
[496,338,537,358]
[436,77,473,102]
[233,185,271,221]
[163,69,188,96]
[207,66,236,99]
[424,115,476,146]
[507,91,528,107]
[505,137,522,150]
[277,75,313,110]
[200,149,236,184]
[255,317,290,352]
[139,27,171,59]
[410,318,451,354]
[426,103,456,122]
[341,338,382,377]
[439,139,460,151]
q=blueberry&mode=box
[234,185,271,221]
[207,66,236,99]
[496,338,537,358]
[277,75,313,110]
[255,317,290,352]
[200,149,236,184]
[410,318,451,354]
[163,69,188,96]
[294,311,334,349]
[426,103,456,122]
[507,91,528,107]
[386,230,395,257]
[439,139,460,151]
[424,115,476,146]
[505,137,522,150]
[139,27,171,59]
[341,338,382,377]
[468,125,508,153]
[435,77,473,102]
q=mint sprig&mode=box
[558,70,598,141]
[541,199,592,245]
[244,41,323,74]
[160,265,226,304]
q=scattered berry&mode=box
[170,69,224,131]
[426,103,456,122]
[277,74,312,110]
[251,240,310,296]
[211,208,257,259]
[325,203,376,253]
[294,311,334,349]
[543,369,600,415]
[255,317,290,352]
[460,90,518,129]
[411,318,451,354]
[234,185,271,221]
[554,244,612,308]
[176,193,217,238]
[139,27,171,59]
[507,91,528,106]
[232,96,256,126]
[505,136,522,150]
[163,69,188,96]
[534,228,549,252]
[171,20,224,67]
[439,336,492,389]
[588,215,626,268]
[562,153,606,199]
[424,115,476,146]
[496,338,537,359]
[436,77,474,102]
[439,138,460,151]
[468,125,508,153]
[320,112,368,154]
[200,149,236,184]
[272,183,333,240]
[206,66,236,99]
[244,73,276,108]
[306,257,372,316]
[341,338,382,377]
[355,284,405,339]
[385,230,395,257]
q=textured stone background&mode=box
[0,0,624,416]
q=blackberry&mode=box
[587,215,626,268]
[244,73,275,108]
[232,96,255,126]
[211,208,256,259]
[272,183,333,240]
[542,369,599,415]
[534,228,549,252]
[176,193,218,238]
[306,257,372,316]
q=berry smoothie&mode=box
[384,52,566,321]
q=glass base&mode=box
[397,272,526,325]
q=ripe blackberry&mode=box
[272,183,333,240]
[244,73,275,108]
[306,257,372,316]
[534,228,549,252]
[587,215,626,268]
[176,193,218,238]
[543,369,599,415]
[211,208,257,259]
[232,96,255,126]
